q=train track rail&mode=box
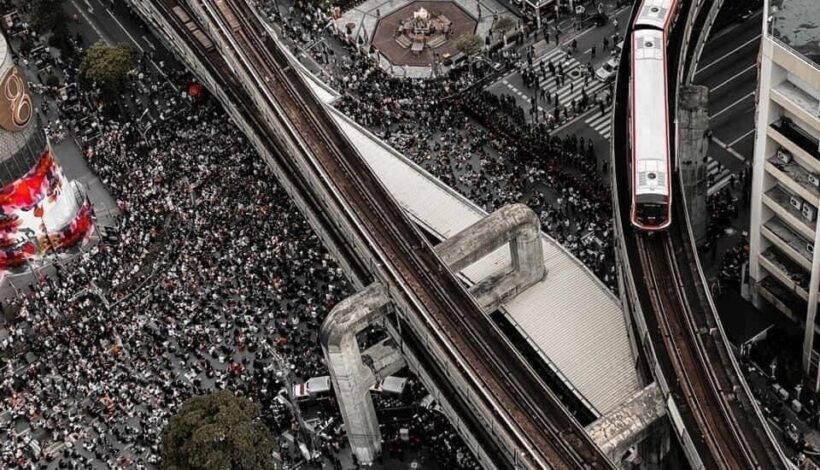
[638,232,757,468]
[610,0,788,468]
[151,0,613,467]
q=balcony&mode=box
[766,153,820,205]
[759,278,808,329]
[759,249,810,302]
[768,125,820,175]
[771,81,820,133]
[763,185,817,240]
[771,118,820,161]
[762,217,813,271]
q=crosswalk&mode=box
[584,107,612,139]
[707,157,733,196]
[498,48,611,118]
[529,48,608,110]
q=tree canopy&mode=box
[31,0,67,33]
[79,42,135,94]
[161,390,278,470]
[455,33,483,57]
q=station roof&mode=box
[769,0,820,66]
[296,65,641,416]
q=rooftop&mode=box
[286,51,641,416]
[769,0,820,66]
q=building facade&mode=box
[748,0,820,386]
[0,35,93,270]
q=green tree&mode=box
[31,0,67,33]
[491,16,515,36]
[79,42,135,94]
[455,33,483,58]
[162,390,278,470]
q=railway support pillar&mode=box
[586,382,668,466]
[435,203,546,311]
[678,86,710,245]
[320,283,392,465]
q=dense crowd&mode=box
[0,2,487,468]
[334,71,617,288]
[0,0,631,467]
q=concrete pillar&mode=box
[585,382,667,465]
[320,283,392,464]
[436,203,546,311]
[677,86,710,245]
[322,204,546,463]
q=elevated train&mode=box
[629,0,681,231]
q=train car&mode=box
[634,0,680,33]
[630,28,672,231]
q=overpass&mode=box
[125,0,616,467]
[610,0,793,468]
[123,0,795,467]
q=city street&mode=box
[485,3,630,114]
[693,9,762,169]
[63,0,176,76]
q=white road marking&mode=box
[141,35,156,50]
[728,128,755,147]
[710,92,754,120]
[70,0,110,44]
[83,0,94,13]
[696,35,761,75]
[710,63,756,92]
[106,8,145,53]
[584,108,612,139]
[711,135,747,161]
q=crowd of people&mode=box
[334,69,617,288]
[0,0,660,466]
[0,1,489,468]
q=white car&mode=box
[595,58,619,82]
[292,376,332,400]
[370,376,408,395]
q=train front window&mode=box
[639,203,665,222]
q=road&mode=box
[486,4,630,117]
[694,9,762,170]
[64,0,177,75]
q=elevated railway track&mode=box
[613,0,790,468]
[142,0,613,467]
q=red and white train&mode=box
[629,0,681,231]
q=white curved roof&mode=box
[296,66,640,416]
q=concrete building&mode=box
[0,35,92,271]
[748,0,820,387]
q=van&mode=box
[370,376,408,395]
[292,376,332,400]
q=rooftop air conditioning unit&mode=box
[807,243,814,255]
[777,148,793,164]
[803,203,817,222]
[810,174,820,188]
[790,195,803,211]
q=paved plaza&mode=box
[337,0,515,77]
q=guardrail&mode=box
[147,0,615,467]
[611,0,793,467]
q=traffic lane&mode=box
[699,62,757,96]
[707,62,757,114]
[696,46,757,91]
[709,140,747,170]
[710,93,755,142]
[694,33,760,82]
[65,0,157,55]
[695,11,762,73]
